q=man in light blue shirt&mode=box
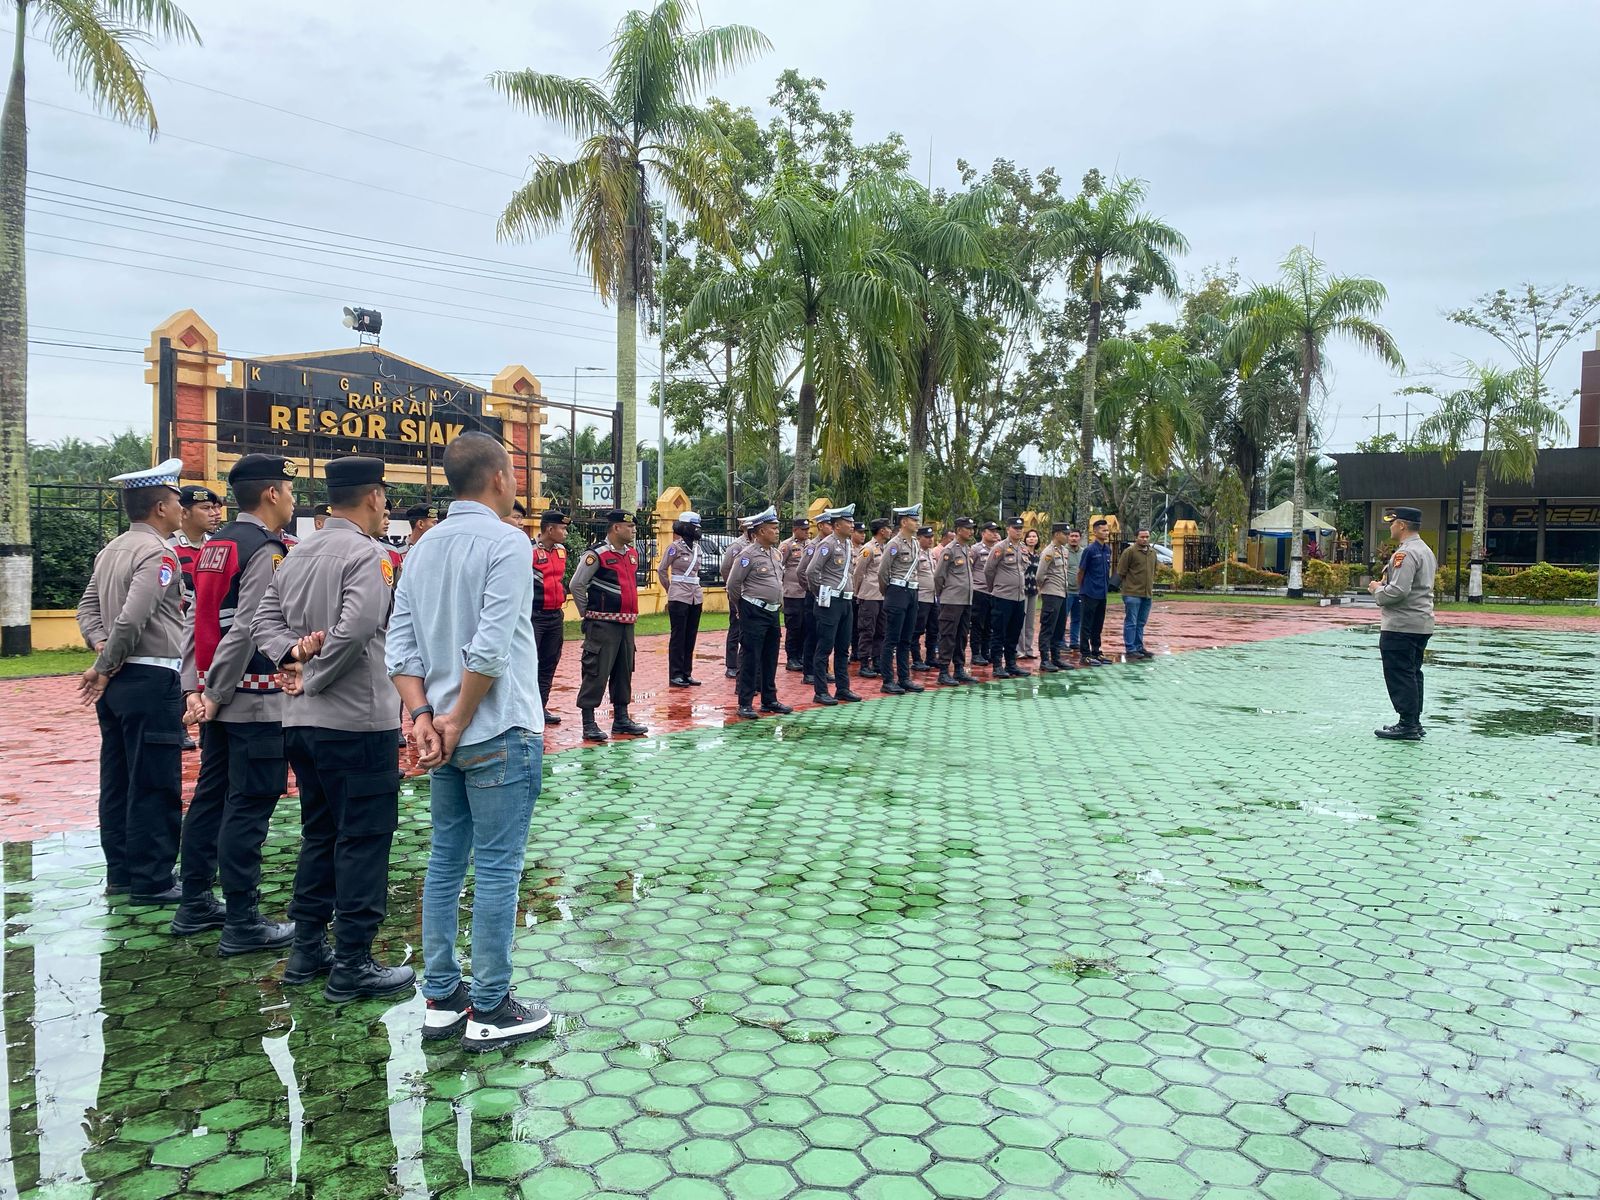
[386,433,551,1052]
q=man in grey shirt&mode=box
[1367,505,1438,741]
[388,433,552,1051]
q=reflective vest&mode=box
[533,542,567,612]
[192,520,286,693]
[588,544,639,618]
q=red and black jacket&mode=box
[192,519,286,694]
[533,542,567,613]
[173,537,203,611]
[587,544,639,620]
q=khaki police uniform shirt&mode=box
[726,543,784,608]
[1374,533,1437,634]
[878,531,921,591]
[658,537,704,604]
[804,532,856,603]
[915,545,936,603]
[719,535,751,584]
[970,540,994,594]
[985,536,1028,601]
[934,540,975,606]
[854,539,887,601]
[251,516,399,732]
[777,536,810,600]
[78,522,185,676]
[1037,541,1072,597]
[181,511,283,724]
[800,535,825,596]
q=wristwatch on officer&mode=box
[410,704,435,721]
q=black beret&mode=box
[228,454,296,486]
[177,484,221,507]
[604,509,632,525]
[312,503,331,517]
[404,503,435,522]
[325,456,385,489]
[511,500,527,515]
[541,509,569,528]
[1007,516,1025,529]
[953,517,975,529]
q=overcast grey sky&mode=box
[20,0,1600,456]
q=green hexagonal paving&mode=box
[3,628,1597,1198]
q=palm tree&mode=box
[1097,334,1211,530]
[684,168,915,509]
[491,0,768,511]
[1222,246,1403,596]
[1,0,198,657]
[1410,363,1567,602]
[1040,177,1187,526]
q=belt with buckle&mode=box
[745,598,782,612]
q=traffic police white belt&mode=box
[671,573,700,583]
[744,598,782,612]
[126,656,182,672]
[888,577,919,590]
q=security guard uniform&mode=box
[569,509,648,741]
[934,518,978,683]
[985,520,1031,676]
[660,511,705,687]
[725,507,792,718]
[175,454,298,953]
[1372,507,1438,739]
[803,506,862,705]
[719,518,755,677]
[875,505,926,693]
[1036,524,1074,671]
[853,521,890,674]
[77,458,188,901]
[969,524,997,664]
[252,456,414,1001]
[532,510,570,721]
[777,518,812,672]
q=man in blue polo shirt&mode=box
[1076,519,1113,665]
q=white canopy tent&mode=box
[1250,502,1338,537]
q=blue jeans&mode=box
[1065,594,1082,652]
[422,727,541,1011]
[1122,595,1152,654]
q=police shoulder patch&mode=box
[739,556,749,567]
[380,555,395,587]
[158,560,175,588]
[889,546,899,556]
[1393,551,1406,566]
[271,553,284,572]
[585,553,597,565]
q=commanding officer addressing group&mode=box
[252,455,414,1003]
[76,458,189,904]
[175,454,298,954]
[1368,505,1438,741]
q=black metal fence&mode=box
[30,483,130,609]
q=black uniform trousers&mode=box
[856,599,885,666]
[96,664,183,895]
[937,603,970,671]
[285,727,398,952]
[800,595,820,675]
[737,600,783,706]
[913,601,936,664]
[783,596,809,666]
[970,592,993,662]
[1079,596,1108,656]
[667,600,702,681]
[179,718,288,908]
[811,596,855,697]
[1379,631,1431,721]
[988,597,1025,669]
[578,619,636,711]
[724,600,741,673]
[877,588,917,684]
[532,610,564,708]
[1039,594,1069,657]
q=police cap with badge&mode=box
[178,484,221,508]
[953,517,976,530]
[1383,506,1423,526]
[325,456,386,490]
[820,503,855,526]
[111,458,185,497]
[228,453,296,488]
[892,503,922,523]
[744,505,779,531]
[1007,516,1025,530]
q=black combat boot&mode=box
[324,946,416,1003]
[217,894,296,958]
[954,668,977,684]
[582,709,609,742]
[936,669,958,686]
[282,922,334,985]
[170,891,226,936]
[612,707,649,736]
[812,690,839,706]
[1374,719,1423,741]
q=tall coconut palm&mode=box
[1040,177,1187,526]
[684,168,915,508]
[1097,334,1211,530]
[1,0,198,657]
[1410,362,1567,602]
[1222,246,1403,596]
[492,0,769,510]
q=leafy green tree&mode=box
[1213,468,1248,586]
[1040,176,1188,526]
[1222,246,1403,596]
[491,0,769,510]
[2,0,198,655]
[28,429,151,481]
[1409,362,1568,601]
[1266,454,1338,510]
[1447,283,1600,405]
[1096,334,1211,530]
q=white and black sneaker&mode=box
[462,991,552,1053]
[422,982,472,1041]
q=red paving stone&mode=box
[2,601,1593,840]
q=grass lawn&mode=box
[1158,591,1600,618]
[2,613,736,679]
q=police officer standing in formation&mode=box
[173,484,222,749]
[912,525,938,670]
[853,518,891,676]
[720,514,756,679]
[660,510,705,688]
[985,516,1031,677]
[725,507,794,719]
[77,459,189,903]
[1368,506,1437,740]
[778,517,812,673]
[876,503,926,695]
[803,505,862,706]
[569,510,650,742]
[252,456,414,1002]
[402,503,437,551]
[969,521,998,664]
[531,509,570,723]
[174,454,298,955]
[1035,523,1075,672]
[312,503,330,531]
[934,517,978,686]
[799,510,831,685]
